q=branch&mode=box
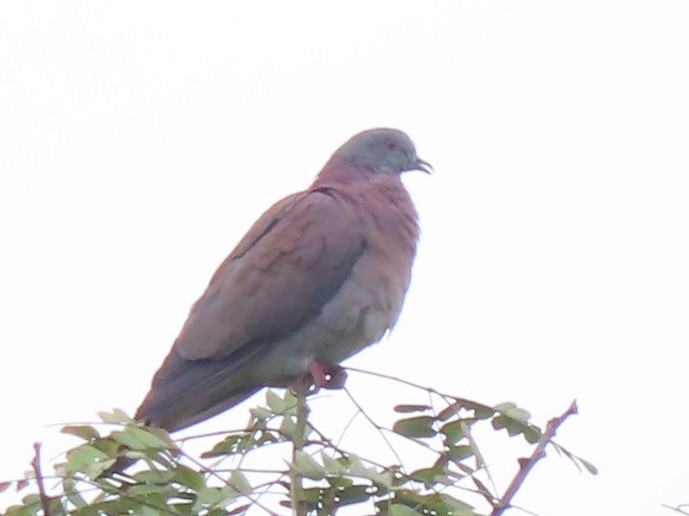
[31,442,52,516]
[492,400,578,516]
[663,504,689,515]
[290,384,309,516]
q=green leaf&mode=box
[335,484,372,506]
[440,420,468,443]
[387,503,422,516]
[393,404,431,413]
[61,425,99,442]
[438,400,494,421]
[494,402,531,423]
[201,433,250,458]
[195,486,237,507]
[126,483,175,497]
[174,465,205,490]
[91,437,119,457]
[230,470,252,494]
[63,477,88,508]
[348,455,394,488]
[437,401,464,421]
[436,493,478,515]
[132,469,176,484]
[97,409,134,424]
[292,450,325,480]
[448,444,474,461]
[111,426,174,451]
[249,406,272,421]
[66,444,110,468]
[492,415,541,444]
[409,466,442,485]
[266,389,288,412]
[322,454,348,475]
[279,415,297,439]
[393,416,436,438]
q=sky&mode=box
[1,1,688,514]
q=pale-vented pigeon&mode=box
[136,128,429,432]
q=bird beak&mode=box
[415,158,433,174]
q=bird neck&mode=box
[313,156,376,186]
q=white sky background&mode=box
[1,1,688,514]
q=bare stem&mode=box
[492,400,578,516]
[31,442,52,516]
[290,385,309,516]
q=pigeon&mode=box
[135,128,430,432]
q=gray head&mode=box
[334,128,431,175]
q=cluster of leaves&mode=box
[0,382,594,515]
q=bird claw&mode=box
[299,359,347,393]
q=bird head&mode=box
[335,128,432,176]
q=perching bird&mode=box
[135,128,429,432]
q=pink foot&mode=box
[306,359,348,392]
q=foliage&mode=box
[0,371,594,515]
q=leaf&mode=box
[440,420,467,443]
[278,415,297,439]
[437,401,464,421]
[438,400,494,421]
[97,409,134,424]
[472,476,493,499]
[492,415,541,444]
[61,425,99,442]
[174,465,205,490]
[393,404,431,413]
[230,470,252,494]
[448,444,474,461]
[132,469,176,484]
[437,493,478,515]
[388,503,422,516]
[0,481,11,493]
[66,444,110,469]
[335,484,371,506]
[63,478,88,508]
[322,454,348,476]
[494,402,531,423]
[348,455,394,488]
[195,486,237,507]
[111,426,174,451]
[126,483,175,497]
[393,416,436,438]
[249,406,272,421]
[291,450,325,480]
[552,442,598,475]
[201,433,249,458]
[266,389,289,413]
[91,437,119,457]
[578,457,599,475]
[409,466,442,486]
[391,490,478,516]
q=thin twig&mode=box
[176,441,278,515]
[346,366,494,412]
[343,386,405,468]
[492,401,578,516]
[662,504,689,515]
[31,442,52,516]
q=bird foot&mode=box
[296,359,347,394]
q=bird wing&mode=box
[174,186,366,362]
